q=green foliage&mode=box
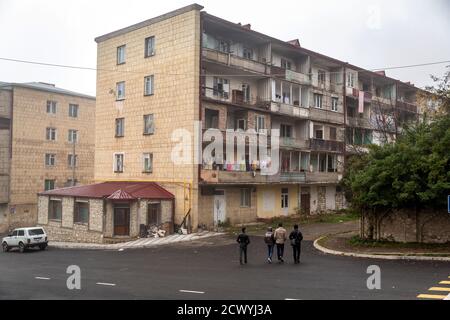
[344,114,450,211]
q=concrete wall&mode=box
[362,209,450,244]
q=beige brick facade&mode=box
[0,84,95,232]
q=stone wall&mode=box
[38,195,105,244]
[361,208,450,244]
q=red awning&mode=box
[39,181,174,200]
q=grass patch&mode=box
[348,235,450,250]
[226,210,360,235]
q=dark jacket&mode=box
[237,233,250,248]
[264,231,275,246]
[289,230,303,246]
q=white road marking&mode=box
[35,277,51,280]
[285,298,301,300]
[179,289,205,294]
[445,293,450,300]
[118,248,124,252]
[96,282,116,286]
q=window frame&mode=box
[44,179,55,191]
[48,198,62,221]
[116,81,125,100]
[144,75,154,96]
[114,153,124,173]
[314,93,323,109]
[68,129,78,143]
[142,152,153,173]
[46,100,57,114]
[143,114,155,135]
[144,36,155,58]
[240,188,251,208]
[68,154,78,168]
[45,153,56,166]
[331,97,339,112]
[69,104,79,118]
[117,45,126,65]
[46,127,57,141]
[115,118,124,137]
[74,200,90,225]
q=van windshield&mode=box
[28,229,44,236]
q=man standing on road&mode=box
[236,227,250,265]
[264,227,275,263]
[274,223,287,263]
[289,224,303,264]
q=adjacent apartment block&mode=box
[0,82,95,233]
[37,4,422,242]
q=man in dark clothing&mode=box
[236,227,250,265]
[289,224,303,264]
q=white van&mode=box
[2,227,48,253]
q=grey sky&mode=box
[0,0,449,96]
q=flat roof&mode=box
[0,81,95,100]
[39,182,175,200]
[95,3,204,43]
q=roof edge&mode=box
[95,3,204,43]
[2,82,95,100]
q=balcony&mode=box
[279,171,342,184]
[202,48,269,75]
[309,108,344,124]
[200,169,278,184]
[346,117,372,129]
[270,102,309,118]
[280,137,310,149]
[396,100,418,113]
[310,139,345,153]
[271,66,311,85]
[202,87,270,110]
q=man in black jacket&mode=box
[237,227,250,265]
[289,224,303,264]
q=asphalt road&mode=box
[0,235,449,300]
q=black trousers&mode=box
[292,244,301,262]
[239,246,248,264]
[276,244,285,260]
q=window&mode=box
[327,154,337,173]
[45,154,56,166]
[115,118,124,137]
[281,58,291,70]
[329,127,337,141]
[314,125,323,140]
[144,75,154,96]
[346,72,355,88]
[46,101,57,114]
[44,179,55,191]
[145,36,155,57]
[243,47,253,60]
[69,104,79,118]
[143,153,153,173]
[117,45,126,64]
[240,188,251,208]
[18,230,24,236]
[148,203,161,225]
[280,124,292,138]
[213,77,229,99]
[218,40,230,53]
[68,129,78,143]
[281,188,289,209]
[314,94,323,109]
[114,153,124,173]
[331,97,338,112]
[48,199,62,221]
[116,82,125,100]
[318,70,326,85]
[256,115,265,133]
[242,84,251,103]
[46,128,57,141]
[68,154,78,168]
[66,179,78,187]
[237,119,247,131]
[143,114,155,135]
[74,201,89,224]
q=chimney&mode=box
[238,23,251,30]
[375,70,386,76]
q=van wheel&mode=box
[2,242,9,252]
[39,244,47,251]
[18,242,25,253]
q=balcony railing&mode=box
[310,139,345,153]
[309,108,344,124]
[270,102,310,118]
[396,100,418,113]
[280,137,310,149]
[271,66,311,85]
[202,48,269,75]
[346,117,372,129]
[202,87,270,109]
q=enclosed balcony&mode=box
[202,48,269,75]
[310,139,345,153]
[271,66,311,86]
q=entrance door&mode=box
[114,205,130,236]
[301,193,311,215]
[214,190,226,226]
[147,203,161,226]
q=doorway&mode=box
[214,190,226,226]
[147,203,161,226]
[114,204,130,236]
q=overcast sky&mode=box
[0,0,449,96]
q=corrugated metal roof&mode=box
[39,182,174,200]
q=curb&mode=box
[49,232,226,250]
[313,236,450,262]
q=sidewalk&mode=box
[314,231,450,262]
[50,231,224,250]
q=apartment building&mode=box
[37,4,422,242]
[0,82,95,233]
